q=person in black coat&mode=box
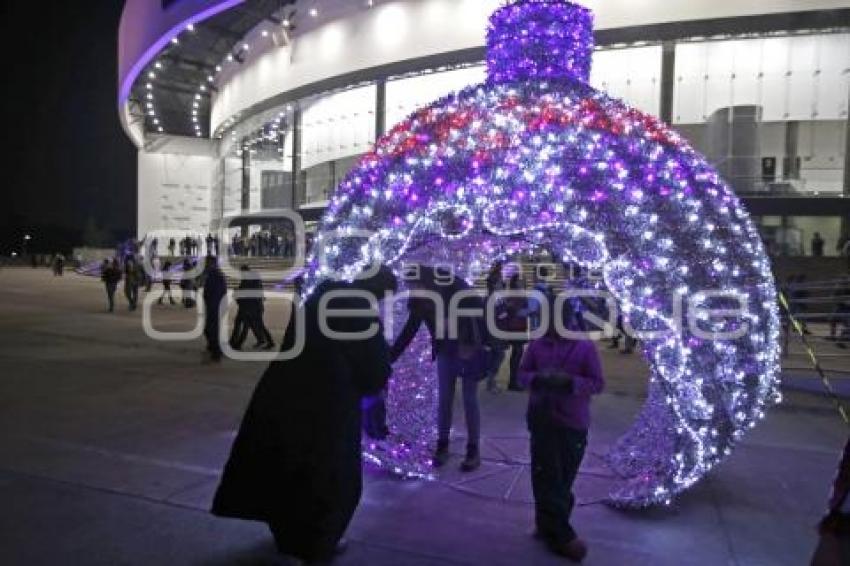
[229,265,275,350]
[202,255,228,362]
[212,266,397,563]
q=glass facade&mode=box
[205,31,847,246]
[672,32,849,196]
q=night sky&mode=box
[4,1,136,253]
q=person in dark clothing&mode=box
[390,266,489,472]
[202,256,228,362]
[212,267,396,563]
[124,257,140,311]
[829,285,850,349]
[230,265,275,350]
[503,272,530,391]
[609,314,637,353]
[519,299,604,563]
[811,438,850,565]
[812,232,825,257]
[180,258,197,308]
[101,259,122,312]
[485,262,508,393]
[158,261,176,305]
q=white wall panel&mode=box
[301,85,376,170]
[385,66,486,127]
[590,46,662,115]
[138,151,215,240]
[674,33,850,124]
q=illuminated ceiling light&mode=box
[309,7,318,17]
[215,65,222,72]
[227,54,234,62]
[261,30,269,38]
[153,118,160,125]
[367,0,374,6]
[155,61,162,69]
[158,127,164,132]
[195,94,202,100]
[146,93,153,100]
[148,110,155,116]
[282,18,290,27]
[200,85,207,92]
[242,43,250,51]
[148,72,156,79]
[146,83,153,89]
[186,23,195,32]
[193,102,199,108]
[146,102,153,109]
[207,75,214,82]
[171,37,179,45]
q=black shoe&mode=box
[460,444,481,472]
[432,441,450,468]
[549,538,588,562]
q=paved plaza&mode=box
[0,268,846,565]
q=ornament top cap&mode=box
[486,0,595,84]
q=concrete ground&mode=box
[0,268,847,566]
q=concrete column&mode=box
[783,121,800,182]
[659,41,676,125]
[291,104,303,208]
[843,95,850,195]
[706,105,762,194]
[843,103,849,239]
[375,79,387,140]
[241,145,251,213]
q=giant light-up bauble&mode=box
[302,0,781,507]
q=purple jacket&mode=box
[518,337,604,431]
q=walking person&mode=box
[157,261,176,305]
[202,255,228,363]
[124,257,140,311]
[390,266,489,472]
[519,298,604,563]
[229,265,275,350]
[168,237,176,257]
[212,267,396,563]
[101,259,121,312]
[180,258,197,308]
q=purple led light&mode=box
[303,0,780,509]
[486,0,595,84]
[119,0,245,104]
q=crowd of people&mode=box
[230,229,298,258]
[211,261,606,564]
[97,250,277,359]
[74,248,850,563]
[141,228,300,261]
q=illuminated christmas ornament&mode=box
[303,0,781,507]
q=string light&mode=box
[301,0,781,508]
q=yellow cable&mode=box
[779,292,849,426]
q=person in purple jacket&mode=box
[519,298,604,563]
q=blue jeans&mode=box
[437,353,481,446]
